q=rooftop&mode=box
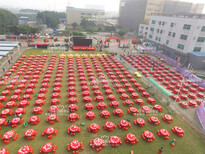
[190,52,205,56]
[67,7,104,12]
[151,13,205,19]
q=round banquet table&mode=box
[41,142,53,153]
[84,103,94,111]
[11,117,21,125]
[89,123,99,133]
[0,148,9,154]
[24,129,36,137]
[144,131,154,139]
[44,127,55,135]
[18,146,32,154]
[109,136,121,146]
[68,104,78,112]
[3,130,15,140]
[47,114,58,122]
[126,133,137,142]
[134,118,145,127]
[70,140,81,150]
[97,102,107,109]
[69,125,80,133]
[86,111,95,120]
[92,138,104,147]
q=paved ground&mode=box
[0,42,28,77]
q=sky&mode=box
[0,0,205,12]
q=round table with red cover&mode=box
[39,88,48,94]
[188,100,197,108]
[22,94,32,100]
[117,88,126,94]
[141,106,151,114]
[130,92,139,99]
[118,120,131,130]
[67,125,81,136]
[0,96,7,103]
[123,100,134,107]
[35,99,45,106]
[1,90,10,96]
[141,130,155,142]
[28,116,40,125]
[134,118,145,127]
[18,100,30,108]
[178,102,189,109]
[92,85,100,90]
[5,101,17,109]
[0,118,6,129]
[103,121,116,131]
[82,96,92,103]
[109,136,122,147]
[120,93,129,100]
[42,127,57,139]
[18,146,33,154]
[10,117,23,127]
[40,142,56,154]
[104,89,112,95]
[171,126,184,137]
[157,129,170,139]
[32,107,43,115]
[53,82,62,87]
[67,140,84,153]
[67,97,78,104]
[148,116,160,126]
[9,95,21,101]
[0,109,13,118]
[14,89,23,95]
[86,111,95,120]
[24,89,34,95]
[113,109,124,117]
[2,130,18,144]
[24,129,37,140]
[94,96,104,102]
[134,99,144,106]
[90,138,105,152]
[88,123,100,133]
[124,133,139,145]
[48,105,59,114]
[100,110,110,119]
[97,102,107,110]
[68,104,78,112]
[84,103,94,111]
[127,107,139,115]
[147,97,155,105]
[51,92,60,99]
[162,114,173,124]
[93,90,102,96]
[0,148,9,154]
[153,104,162,112]
[109,101,119,108]
[67,113,80,123]
[47,114,59,124]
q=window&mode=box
[159,21,161,25]
[145,32,147,35]
[149,35,153,39]
[81,13,85,15]
[162,21,165,25]
[183,24,191,30]
[193,47,201,52]
[152,20,156,24]
[157,29,159,33]
[170,22,174,27]
[201,26,205,31]
[146,27,148,30]
[177,44,184,50]
[158,37,161,42]
[87,13,92,16]
[160,30,163,34]
[168,32,171,36]
[166,40,169,45]
[150,27,154,31]
[197,37,205,42]
[180,34,188,40]
[155,36,158,41]
[172,32,176,37]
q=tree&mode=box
[105,26,116,32]
[37,11,65,28]
[80,18,96,30]
[71,22,78,30]
[118,28,128,37]
[0,9,18,34]
[9,25,38,35]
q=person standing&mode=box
[2,67,5,72]
[8,59,10,64]
[158,147,163,154]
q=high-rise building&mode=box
[146,13,205,65]
[118,0,204,31]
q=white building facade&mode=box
[147,14,205,52]
[138,24,149,39]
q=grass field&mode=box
[0,49,205,154]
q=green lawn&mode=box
[0,49,205,154]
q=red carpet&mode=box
[72,46,95,51]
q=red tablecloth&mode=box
[126,133,136,142]
[93,138,104,147]
[44,127,55,135]
[18,146,32,154]
[41,142,53,153]
[69,125,79,133]
[3,130,15,139]
[144,131,154,139]
[89,123,99,131]
[70,140,81,150]
[24,129,36,137]
[11,117,21,125]
[109,136,120,144]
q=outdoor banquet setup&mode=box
[0,53,191,153]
